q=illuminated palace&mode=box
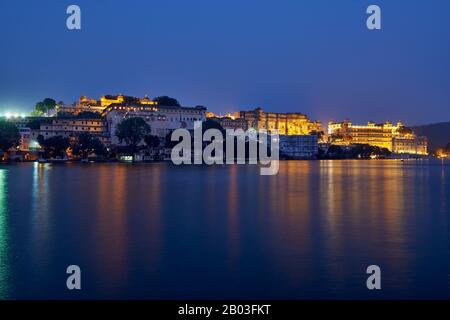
[328,120,428,155]
[208,108,322,135]
[240,108,323,135]
[59,94,158,114]
[206,112,249,131]
[206,108,322,159]
[57,94,207,145]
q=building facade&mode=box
[1,116,46,151]
[240,108,323,136]
[279,135,318,159]
[18,127,31,151]
[207,116,248,131]
[328,120,428,154]
[392,136,428,155]
[30,118,110,145]
[58,94,158,115]
[103,104,207,145]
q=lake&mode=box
[0,160,449,299]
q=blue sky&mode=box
[1,0,450,125]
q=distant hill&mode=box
[411,122,450,151]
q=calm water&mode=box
[0,160,449,299]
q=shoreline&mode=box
[0,157,444,165]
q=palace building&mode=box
[30,118,110,145]
[52,93,207,146]
[206,116,249,131]
[103,104,207,145]
[239,108,323,136]
[328,120,428,155]
[58,94,158,115]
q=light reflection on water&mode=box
[0,170,10,299]
[0,160,449,299]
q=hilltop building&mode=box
[205,111,240,119]
[58,94,158,115]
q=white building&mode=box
[30,118,110,145]
[103,104,207,145]
[280,135,318,159]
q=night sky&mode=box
[1,0,450,125]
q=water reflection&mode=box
[93,165,129,294]
[0,170,10,298]
[1,161,450,299]
[226,165,240,268]
[31,163,51,266]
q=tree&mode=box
[153,96,181,107]
[72,133,107,159]
[351,144,391,159]
[144,135,161,159]
[164,131,178,148]
[37,135,70,159]
[35,98,56,116]
[0,119,20,153]
[43,98,56,109]
[144,135,160,149]
[31,110,43,117]
[322,144,391,160]
[115,117,151,153]
[35,102,45,115]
